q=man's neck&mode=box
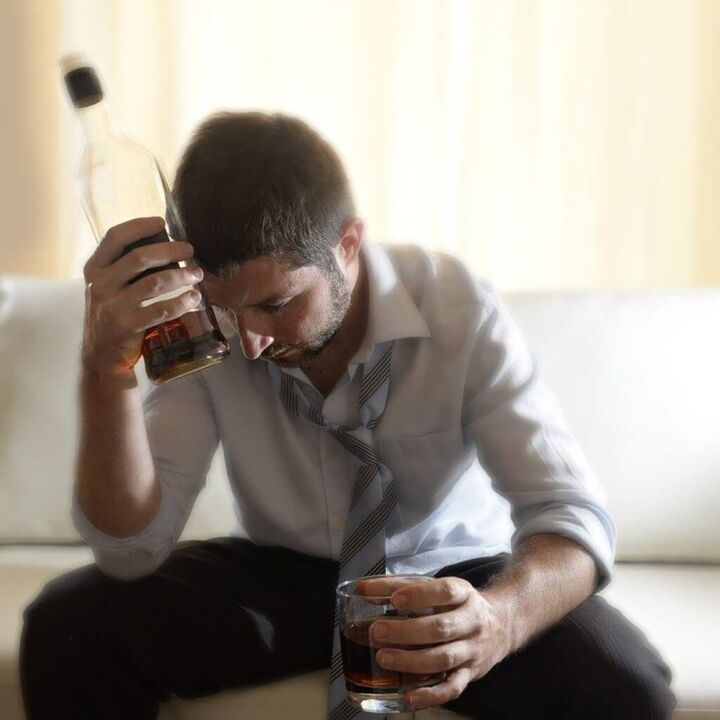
[302,256,369,397]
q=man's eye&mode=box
[263,302,289,315]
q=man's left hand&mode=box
[371,577,513,710]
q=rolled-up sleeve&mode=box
[72,371,220,580]
[462,284,616,589]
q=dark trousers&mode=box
[20,538,675,719]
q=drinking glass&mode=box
[336,575,445,714]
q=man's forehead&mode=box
[218,256,316,305]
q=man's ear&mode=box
[336,218,365,268]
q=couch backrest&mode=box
[505,288,720,562]
[1,276,718,562]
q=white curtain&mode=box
[1,0,719,291]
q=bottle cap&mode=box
[60,53,103,108]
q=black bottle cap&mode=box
[60,53,104,108]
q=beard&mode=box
[260,268,351,369]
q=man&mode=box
[20,112,674,719]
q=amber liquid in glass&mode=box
[340,620,443,694]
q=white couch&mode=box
[1,276,718,719]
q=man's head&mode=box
[173,112,364,366]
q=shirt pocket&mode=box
[379,429,472,522]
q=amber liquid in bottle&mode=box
[122,229,229,383]
[61,53,229,383]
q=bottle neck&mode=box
[76,100,115,144]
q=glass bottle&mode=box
[60,53,230,384]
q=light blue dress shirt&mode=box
[73,240,616,586]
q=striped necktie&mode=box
[268,341,399,719]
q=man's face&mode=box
[205,255,351,368]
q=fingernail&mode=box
[393,593,408,608]
[193,270,204,281]
[376,649,394,666]
[372,623,388,640]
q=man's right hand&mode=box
[82,216,204,379]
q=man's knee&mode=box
[607,659,676,719]
[558,596,676,719]
[22,565,107,648]
[21,564,169,719]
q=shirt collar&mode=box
[270,240,431,385]
[349,239,431,365]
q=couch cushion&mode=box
[506,289,720,562]
[601,563,720,714]
[0,549,716,718]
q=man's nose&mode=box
[237,322,274,360]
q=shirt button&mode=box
[335,519,346,531]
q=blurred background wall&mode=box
[0,0,718,291]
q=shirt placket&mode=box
[316,366,362,559]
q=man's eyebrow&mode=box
[252,292,290,306]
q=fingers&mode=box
[356,576,430,598]
[371,606,474,646]
[80,217,206,375]
[376,638,472,674]
[406,665,475,710]
[123,287,204,334]
[107,240,195,292]
[391,576,473,611]
[86,216,166,272]
[83,215,195,300]
[356,577,397,597]
[121,265,204,309]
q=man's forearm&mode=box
[481,533,599,655]
[75,363,161,538]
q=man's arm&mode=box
[73,363,220,580]
[481,532,597,655]
[74,217,217,579]
[373,283,612,708]
[372,533,597,709]
[76,365,161,539]
[462,283,616,585]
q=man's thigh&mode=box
[435,556,675,720]
[22,538,339,698]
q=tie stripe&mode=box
[330,649,345,682]
[364,555,386,577]
[349,465,377,510]
[329,701,362,720]
[358,347,392,407]
[332,429,379,466]
[309,405,326,426]
[340,483,398,569]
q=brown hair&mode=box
[172,111,356,279]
